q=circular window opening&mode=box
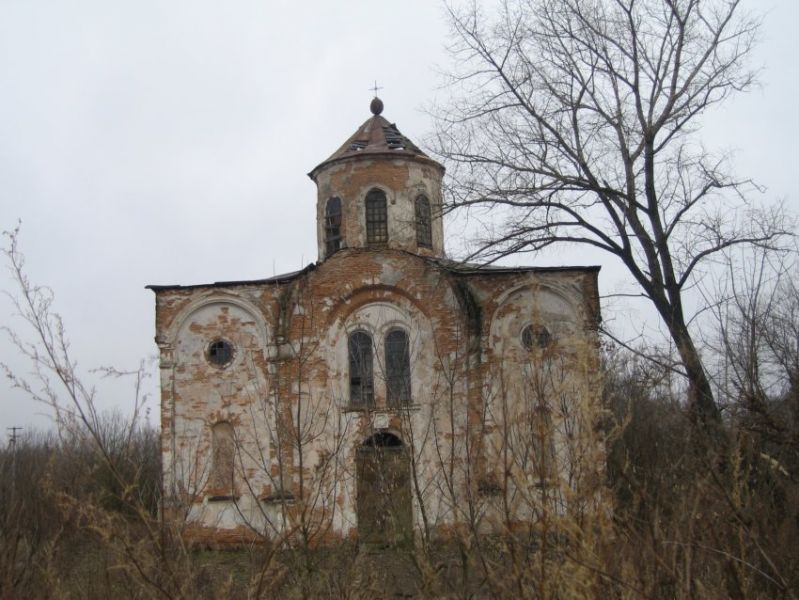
[522,325,552,350]
[207,339,234,367]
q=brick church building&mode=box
[148,97,604,546]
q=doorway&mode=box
[356,432,412,546]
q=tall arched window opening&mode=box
[349,331,374,407]
[209,422,235,496]
[365,189,388,245]
[325,196,343,256]
[531,403,555,484]
[385,329,411,407]
[414,195,432,248]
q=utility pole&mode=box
[7,426,22,496]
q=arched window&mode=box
[415,195,432,248]
[325,196,343,256]
[349,331,374,407]
[209,422,235,496]
[365,188,388,245]
[531,403,556,484]
[385,329,411,407]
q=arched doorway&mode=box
[356,432,412,546]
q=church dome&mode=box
[308,97,443,181]
[309,97,446,262]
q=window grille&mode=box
[325,196,343,256]
[415,195,432,248]
[349,331,374,407]
[385,329,411,407]
[365,189,388,245]
[207,339,234,366]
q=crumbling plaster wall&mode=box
[280,250,473,538]
[154,252,602,544]
[478,274,603,524]
[156,291,283,537]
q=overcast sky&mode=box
[1,0,797,434]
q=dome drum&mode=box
[310,98,446,261]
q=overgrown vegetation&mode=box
[605,348,799,599]
[2,222,798,599]
[2,344,797,598]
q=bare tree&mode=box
[434,0,794,426]
[705,246,799,473]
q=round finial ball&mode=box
[370,96,384,115]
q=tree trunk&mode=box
[668,316,721,427]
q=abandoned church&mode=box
[148,97,605,546]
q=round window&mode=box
[207,339,234,367]
[521,324,552,350]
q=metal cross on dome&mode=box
[370,81,383,97]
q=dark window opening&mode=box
[325,196,343,256]
[477,473,503,497]
[260,490,296,504]
[522,325,553,350]
[350,140,367,151]
[362,431,403,448]
[415,195,432,248]
[385,329,411,407]
[349,331,374,407]
[365,189,388,245]
[207,339,234,366]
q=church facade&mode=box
[148,98,604,546]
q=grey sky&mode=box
[1,1,796,433]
